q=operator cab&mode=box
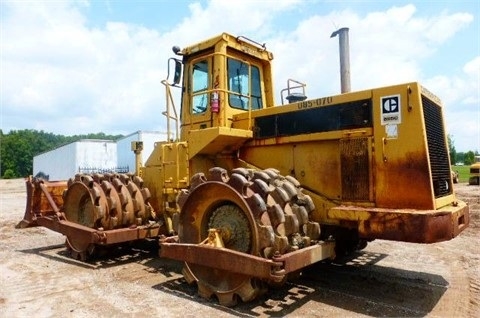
[171,33,275,140]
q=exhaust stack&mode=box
[330,27,351,93]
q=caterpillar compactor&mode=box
[20,33,469,306]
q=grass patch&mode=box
[451,165,470,183]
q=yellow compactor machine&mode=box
[469,156,480,185]
[19,33,469,306]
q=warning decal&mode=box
[381,94,401,125]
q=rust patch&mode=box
[341,138,369,201]
[330,203,470,243]
[17,177,68,228]
[376,150,434,210]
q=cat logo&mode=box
[381,95,401,125]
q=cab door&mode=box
[186,57,212,130]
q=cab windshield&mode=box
[227,58,262,110]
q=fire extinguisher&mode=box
[211,91,219,113]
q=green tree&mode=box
[3,169,15,179]
[464,151,475,165]
[447,134,456,165]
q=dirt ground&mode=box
[0,178,478,317]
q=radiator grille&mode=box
[422,96,452,197]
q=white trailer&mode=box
[33,140,117,181]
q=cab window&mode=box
[192,60,209,114]
[227,58,262,110]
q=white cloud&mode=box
[422,54,479,151]
[2,1,169,135]
[258,4,474,100]
[423,10,474,44]
[162,0,302,47]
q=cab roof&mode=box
[180,32,274,61]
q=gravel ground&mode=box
[0,178,478,317]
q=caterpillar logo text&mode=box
[381,94,401,125]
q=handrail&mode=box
[280,79,307,105]
[161,79,179,141]
[236,35,267,51]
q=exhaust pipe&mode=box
[330,27,351,93]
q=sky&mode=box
[1,0,479,152]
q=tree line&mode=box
[0,129,123,179]
[448,135,479,166]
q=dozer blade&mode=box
[17,176,68,228]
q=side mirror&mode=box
[166,58,183,85]
[173,59,182,85]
